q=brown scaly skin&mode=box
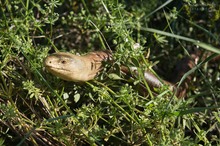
[44,51,194,97]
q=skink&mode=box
[44,51,174,90]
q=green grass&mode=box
[0,0,220,145]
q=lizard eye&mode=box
[61,60,67,64]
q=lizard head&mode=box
[44,52,86,82]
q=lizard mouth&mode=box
[44,65,72,73]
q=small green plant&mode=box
[0,0,219,145]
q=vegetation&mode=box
[0,0,220,145]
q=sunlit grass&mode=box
[0,0,219,145]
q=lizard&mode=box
[43,50,197,97]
